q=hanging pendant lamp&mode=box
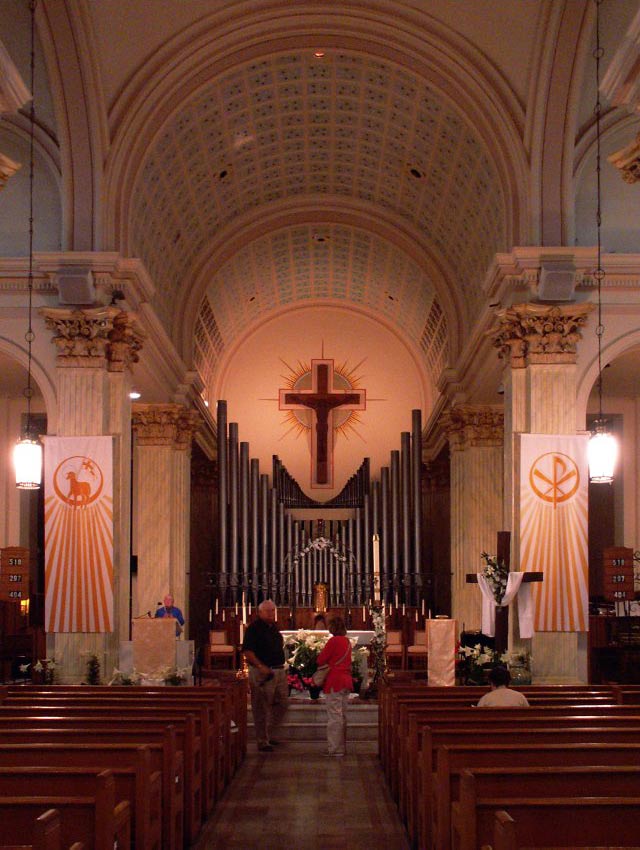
[14,0,42,489]
[588,0,617,485]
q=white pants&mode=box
[325,688,350,755]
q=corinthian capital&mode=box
[132,403,200,449]
[107,312,146,372]
[40,306,144,370]
[443,404,504,451]
[491,302,593,367]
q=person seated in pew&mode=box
[476,665,530,707]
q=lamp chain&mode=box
[24,0,37,434]
[593,0,605,421]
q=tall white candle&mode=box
[421,599,425,616]
[372,533,381,603]
[215,599,219,615]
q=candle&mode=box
[215,599,219,615]
[222,609,226,622]
[415,609,418,622]
[428,609,432,619]
[395,593,399,608]
[239,622,244,643]
[249,602,252,615]
[421,599,425,616]
[372,533,381,603]
[235,602,238,616]
[208,609,212,623]
[402,603,406,616]
[275,607,278,622]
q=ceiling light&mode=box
[129,389,141,400]
[14,0,42,490]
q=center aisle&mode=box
[192,746,411,850]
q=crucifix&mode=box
[279,359,366,488]
[466,531,542,654]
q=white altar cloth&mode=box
[279,629,374,646]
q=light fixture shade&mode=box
[588,425,618,484]
[14,436,42,489]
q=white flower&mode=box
[33,661,43,672]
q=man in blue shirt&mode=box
[155,594,185,637]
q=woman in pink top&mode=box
[316,616,353,757]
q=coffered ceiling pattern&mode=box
[193,222,448,391]
[128,49,506,391]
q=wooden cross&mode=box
[466,531,542,654]
[279,359,366,487]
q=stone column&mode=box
[444,405,504,634]
[492,302,593,682]
[132,404,200,625]
[40,306,144,682]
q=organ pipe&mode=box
[390,450,400,596]
[229,422,239,592]
[412,409,423,598]
[401,431,411,586]
[216,401,228,594]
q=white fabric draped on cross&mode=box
[477,572,534,639]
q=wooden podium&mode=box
[132,618,177,675]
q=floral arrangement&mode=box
[108,668,142,686]
[161,665,191,686]
[481,551,509,604]
[27,657,57,684]
[285,628,365,693]
[367,604,386,694]
[351,645,368,689]
[284,629,329,682]
[456,643,499,684]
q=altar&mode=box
[279,629,375,646]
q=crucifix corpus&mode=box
[466,531,542,654]
[279,358,366,488]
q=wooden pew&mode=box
[401,706,640,836]
[0,710,200,845]
[0,807,84,850]
[5,681,245,796]
[0,770,130,850]
[0,745,160,850]
[455,790,640,850]
[380,684,616,779]
[0,702,207,825]
[0,726,182,850]
[433,742,640,850]
[418,724,640,850]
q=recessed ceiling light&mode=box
[313,50,326,58]
[407,164,425,180]
[129,390,141,400]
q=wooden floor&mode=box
[192,745,411,850]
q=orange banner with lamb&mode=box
[43,436,114,632]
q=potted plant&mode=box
[501,649,532,685]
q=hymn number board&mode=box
[0,547,30,602]
[602,546,634,602]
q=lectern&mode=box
[132,618,176,675]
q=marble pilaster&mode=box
[132,404,200,624]
[492,302,593,682]
[444,405,503,633]
[40,306,145,682]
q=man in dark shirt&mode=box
[242,599,288,751]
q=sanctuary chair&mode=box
[384,630,405,669]
[208,630,236,669]
[407,629,428,669]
